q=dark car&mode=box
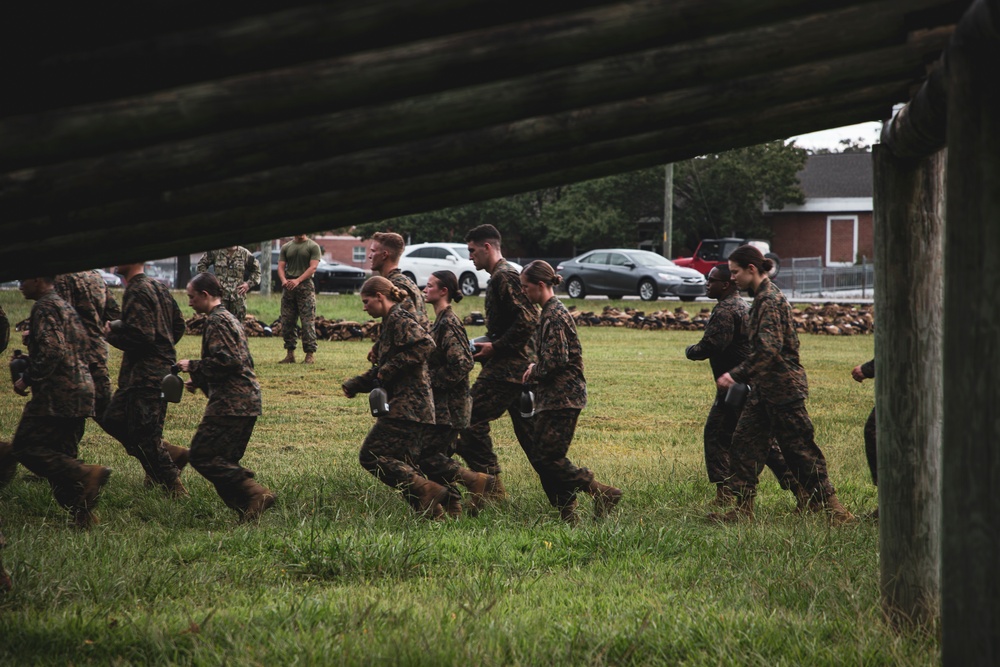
[252,250,367,294]
[556,249,707,301]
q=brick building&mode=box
[764,152,874,266]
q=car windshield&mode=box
[626,251,675,267]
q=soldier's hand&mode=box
[522,364,534,384]
[851,365,866,382]
[237,282,250,296]
[185,380,197,394]
[12,378,28,396]
[717,372,736,391]
[176,359,191,372]
[473,341,495,361]
[343,385,355,398]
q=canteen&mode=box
[724,382,750,410]
[519,384,536,419]
[160,365,184,403]
[369,380,390,417]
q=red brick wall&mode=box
[767,211,873,265]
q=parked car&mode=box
[556,249,706,301]
[96,269,122,287]
[397,242,521,297]
[251,250,367,294]
[673,237,780,278]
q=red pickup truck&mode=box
[674,237,780,278]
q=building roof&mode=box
[797,152,874,198]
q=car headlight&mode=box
[657,273,682,283]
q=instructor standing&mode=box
[277,235,321,365]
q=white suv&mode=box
[398,242,521,297]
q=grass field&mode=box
[0,289,935,666]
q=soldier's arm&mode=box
[26,306,65,383]
[686,309,733,361]
[103,290,122,323]
[343,366,377,397]
[188,319,242,385]
[861,358,875,378]
[196,251,214,274]
[378,317,434,385]
[529,315,570,382]
[170,297,186,344]
[490,272,536,355]
[106,289,158,352]
[431,319,474,388]
[730,299,783,383]
[245,251,261,288]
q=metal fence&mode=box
[773,256,875,299]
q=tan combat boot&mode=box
[240,480,277,523]
[302,352,315,364]
[711,483,735,507]
[482,473,507,501]
[444,495,463,519]
[456,468,496,516]
[560,499,579,525]
[820,493,857,525]
[407,475,450,518]
[166,477,190,499]
[278,350,296,364]
[162,441,190,472]
[588,479,623,518]
[708,493,754,524]
[77,464,112,509]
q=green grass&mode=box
[0,290,931,666]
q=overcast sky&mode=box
[788,121,882,151]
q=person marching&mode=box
[851,357,878,517]
[685,265,805,507]
[458,224,538,500]
[277,235,321,365]
[368,232,430,331]
[712,245,855,524]
[6,276,110,529]
[342,277,450,518]
[519,261,622,524]
[104,261,190,498]
[177,273,276,523]
[196,245,261,324]
[422,270,497,517]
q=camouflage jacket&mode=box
[528,296,586,412]
[685,292,751,380]
[107,273,186,390]
[860,358,875,379]
[429,306,473,428]
[343,304,436,424]
[480,259,537,383]
[0,303,9,354]
[54,270,120,367]
[188,306,262,416]
[729,278,808,404]
[197,247,261,302]
[385,268,430,331]
[23,292,95,417]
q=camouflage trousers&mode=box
[90,362,112,429]
[188,416,258,509]
[222,295,248,324]
[358,418,423,490]
[280,279,317,353]
[10,415,90,511]
[417,424,464,500]
[864,406,877,485]
[704,390,800,491]
[103,387,180,485]
[527,408,594,509]
[457,379,535,476]
[727,394,836,500]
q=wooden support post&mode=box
[872,144,944,628]
[941,5,1000,663]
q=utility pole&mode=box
[663,163,674,257]
[259,240,272,296]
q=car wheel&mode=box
[606,293,624,301]
[459,272,480,297]
[402,271,417,284]
[679,295,696,302]
[639,279,658,301]
[765,253,780,278]
[566,277,586,299]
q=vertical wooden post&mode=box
[941,25,1000,667]
[175,254,191,290]
[872,144,944,628]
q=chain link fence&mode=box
[773,256,874,299]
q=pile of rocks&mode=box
[185,314,380,340]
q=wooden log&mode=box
[941,0,1000,661]
[2,0,905,117]
[0,29,950,223]
[0,0,945,172]
[873,144,944,628]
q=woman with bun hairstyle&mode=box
[342,276,450,518]
[422,270,497,517]
[713,245,855,524]
[519,261,622,523]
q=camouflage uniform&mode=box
[54,270,121,424]
[10,292,97,514]
[726,278,836,501]
[197,247,261,322]
[859,358,877,484]
[186,305,264,509]
[524,296,594,508]
[457,259,538,475]
[342,304,436,492]
[686,292,799,491]
[105,273,186,486]
[279,238,321,354]
[420,306,474,495]
[384,268,430,331]
[0,302,9,353]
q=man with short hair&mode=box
[104,261,189,497]
[196,245,261,323]
[277,235,322,364]
[458,224,539,499]
[5,275,110,529]
[686,265,803,507]
[368,232,429,330]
